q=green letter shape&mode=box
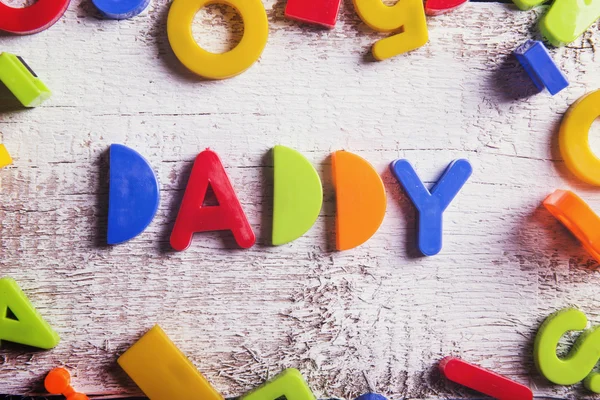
[534,307,600,392]
[241,368,316,400]
[541,0,600,46]
[512,0,547,11]
[272,146,323,246]
[0,277,60,349]
[0,53,51,108]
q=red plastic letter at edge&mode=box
[439,357,533,400]
[170,149,256,250]
[284,0,342,28]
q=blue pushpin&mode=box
[514,40,569,96]
[92,0,150,19]
[108,144,160,245]
[355,394,388,400]
[390,159,472,256]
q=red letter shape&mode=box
[170,149,256,250]
[285,0,342,28]
[425,0,468,16]
[439,357,533,400]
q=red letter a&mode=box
[170,149,256,250]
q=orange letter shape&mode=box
[543,189,600,261]
[332,151,386,250]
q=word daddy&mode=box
[108,144,472,256]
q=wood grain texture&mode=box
[0,0,599,398]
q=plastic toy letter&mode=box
[439,357,533,400]
[332,151,387,251]
[285,0,342,28]
[0,277,60,349]
[353,0,428,60]
[0,145,13,169]
[92,0,150,19]
[425,0,468,15]
[559,90,600,186]
[355,394,388,400]
[534,308,600,393]
[0,53,51,107]
[170,149,255,250]
[272,145,323,245]
[541,0,600,47]
[543,190,600,262]
[511,0,600,46]
[390,159,472,256]
[167,0,268,79]
[0,0,69,34]
[514,40,568,96]
[118,325,224,400]
[240,369,316,400]
[510,0,546,10]
[108,144,160,245]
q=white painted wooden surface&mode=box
[0,0,599,398]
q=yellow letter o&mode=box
[560,90,600,186]
[167,0,268,80]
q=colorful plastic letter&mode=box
[0,0,69,34]
[285,0,342,28]
[332,151,386,251]
[543,190,600,261]
[0,53,51,107]
[353,0,428,60]
[541,0,600,47]
[118,325,224,400]
[240,369,316,400]
[167,0,268,79]
[355,394,388,400]
[45,368,90,400]
[425,0,468,15]
[390,159,472,256]
[170,149,255,250]
[514,40,568,96]
[0,145,13,169]
[272,146,323,245]
[92,0,150,19]
[559,90,600,186]
[108,144,160,245]
[440,357,533,400]
[534,308,600,393]
[511,0,545,11]
[0,277,60,349]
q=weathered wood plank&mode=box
[0,0,599,398]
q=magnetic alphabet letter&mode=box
[170,149,255,250]
[390,159,472,256]
[0,277,60,349]
[353,0,429,60]
[534,308,600,393]
[440,357,533,400]
[118,325,224,400]
[514,40,568,96]
[241,369,316,400]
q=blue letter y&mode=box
[390,159,472,256]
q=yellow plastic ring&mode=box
[167,0,268,80]
[559,90,600,186]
